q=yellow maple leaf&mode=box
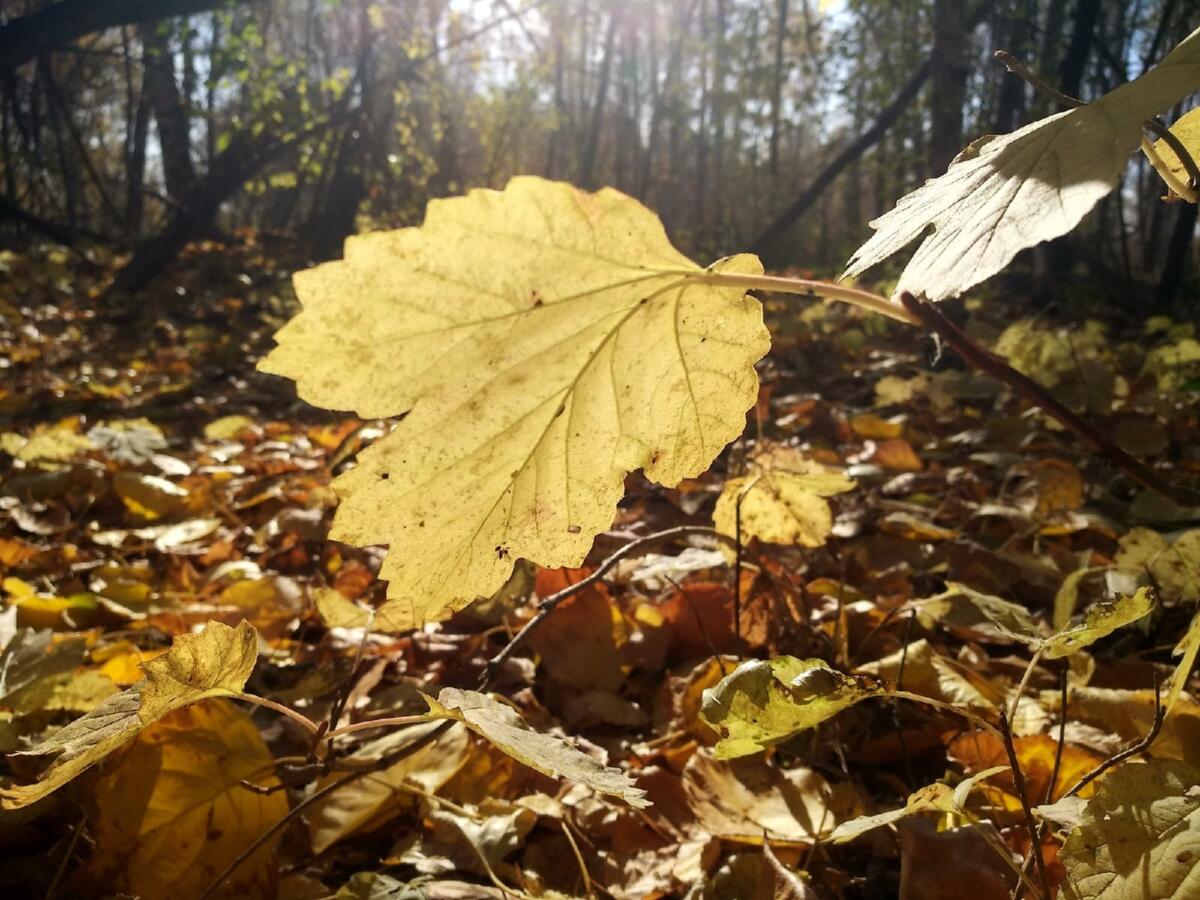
[260,176,770,629]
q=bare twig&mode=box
[892,611,917,790]
[898,293,1196,503]
[1015,668,1069,900]
[480,525,736,685]
[1009,646,1045,723]
[998,709,1053,900]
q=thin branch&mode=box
[1009,646,1044,723]
[998,709,1053,900]
[480,525,735,685]
[889,690,1002,739]
[1015,668,1070,900]
[898,293,1197,504]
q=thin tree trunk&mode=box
[930,0,968,175]
[140,23,196,201]
[578,8,618,188]
[768,0,789,176]
[1156,201,1198,309]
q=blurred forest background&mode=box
[0,0,1196,308]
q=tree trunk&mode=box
[768,0,788,176]
[578,9,618,188]
[139,23,196,202]
[929,0,968,176]
[1156,201,1198,309]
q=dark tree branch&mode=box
[0,0,258,71]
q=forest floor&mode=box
[1,242,1199,900]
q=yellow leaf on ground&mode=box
[1,620,258,808]
[1061,759,1200,900]
[1029,458,1085,516]
[699,657,882,758]
[1115,527,1200,603]
[713,445,854,551]
[683,749,860,844]
[424,687,648,807]
[80,700,288,900]
[829,766,1008,843]
[112,472,189,519]
[259,176,770,629]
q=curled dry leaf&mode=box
[1169,608,1200,713]
[423,687,649,808]
[1,619,258,808]
[1061,759,1200,900]
[1146,105,1200,201]
[843,27,1200,300]
[699,657,882,759]
[260,176,770,629]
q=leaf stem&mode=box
[898,292,1196,503]
[235,693,321,735]
[323,714,433,741]
[688,270,921,325]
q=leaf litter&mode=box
[0,214,1199,898]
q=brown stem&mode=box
[898,293,1196,503]
[999,709,1053,900]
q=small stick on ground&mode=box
[998,708,1053,900]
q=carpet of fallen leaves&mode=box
[1,242,1199,900]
